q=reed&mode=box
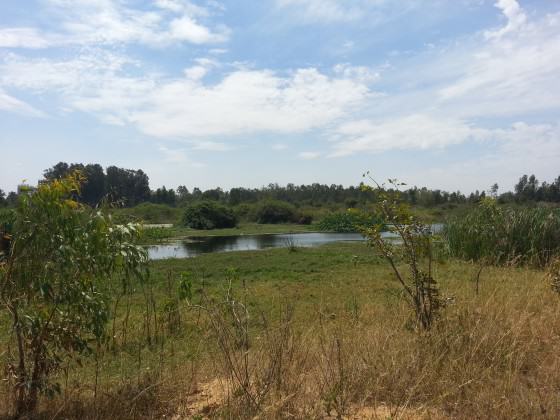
[444,199,560,267]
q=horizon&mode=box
[1,0,559,194]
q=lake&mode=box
[148,231,373,260]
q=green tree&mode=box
[182,201,237,229]
[0,173,147,417]
[362,175,442,330]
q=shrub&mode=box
[233,203,256,221]
[182,201,237,229]
[318,209,380,232]
[297,213,314,225]
[254,200,296,224]
[0,173,147,417]
[0,208,15,233]
[111,202,181,224]
[444,198,560,267]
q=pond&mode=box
[146,224,444,260]
[148,232,372,260]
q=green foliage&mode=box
[362,175,442,330]
[444,198,560,267]
[0,173,148,417]
[0,207,15,232]
[182,200,238,230]
[112,202,181,224]
[253,200,297,224]
[318,209,380,232]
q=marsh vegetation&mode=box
[1,172,560,419]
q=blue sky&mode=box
[0,0,559,194]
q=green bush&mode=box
[111,202,181,224]
[182,201,237,230]
[254,200,297,224]
[233,203,255,221]
[444,198,560,267]
[0,208,15,233]
[318,209,380,232]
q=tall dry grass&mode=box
[2,262,559,419]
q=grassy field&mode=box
[3,241,560,419]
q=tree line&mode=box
[1,162,560,208]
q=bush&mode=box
[318,209,380,232]
[182,201,237,230]
[297,213,314,225]
[0,173,147,417]
[0,208,15,233]
[111,202,181,224]
[254,200,297,224]
[233,203,255,221]
[444,198,560,267]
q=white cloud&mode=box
[1,0,229,48]
[169,16,229,44]
[191,141,231,151]
[0,89,45,117]
[0,52,373,141]
[484,0,527,39]
[0,27,50,49]
[275,0,417,24]
[272,143,288,150]
[276,0,364,22]
[333,63,380,84]
[130,67,371,138]
[329,115,481,156]
[438,9,560,118]
[298,151,321,160]
[158,144,206,167]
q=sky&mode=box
[0,0,559,194]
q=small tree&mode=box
[182,201,237,230]
[362,174,442,330]
[0,173,147,417]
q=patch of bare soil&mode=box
[172,378,229,419]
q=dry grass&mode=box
[2,246,560,419]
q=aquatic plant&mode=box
[444,198,560,267]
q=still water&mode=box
[147,232,369,260]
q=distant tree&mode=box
[44,162,106,206]
[152,186,176,206]
[176,185,190,204]
[191,187,202,201]
[43,162,70,180]
[489,183,499,199]
[0,189,5,207]
[106,166,150,206]
[202,187,224,202]
[81,164,106,206]
[6,192,18,207]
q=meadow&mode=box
[2,240,559,419]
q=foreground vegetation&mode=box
[3,174,560,419]
[445,199,560,268]
[2,242,560,418]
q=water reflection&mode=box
[147,232,365,260]
[147,224,443,260]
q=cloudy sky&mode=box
[0,0,559,193]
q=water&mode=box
[147,232,366,260]
[146,224,444,260]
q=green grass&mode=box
[3,240,558,419]
[445,201,560,267]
